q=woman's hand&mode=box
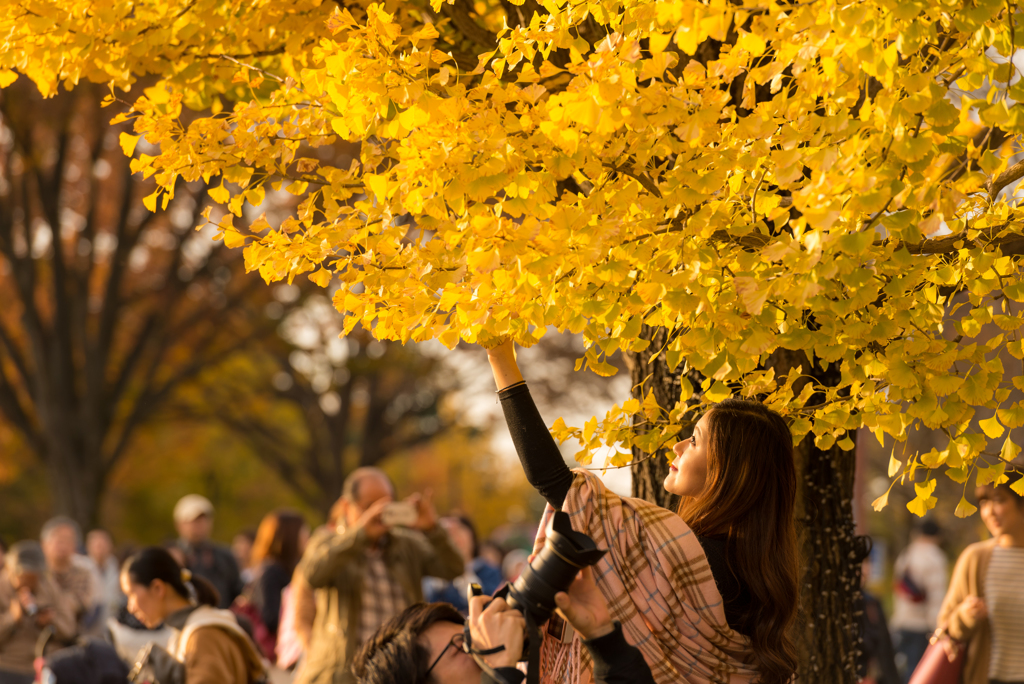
[554,566,614,640]
[485,339,524,390]
[960,596,987,623]
[468,596,526,669]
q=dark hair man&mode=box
[352,566,655,684]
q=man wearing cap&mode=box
[174,494,243,609]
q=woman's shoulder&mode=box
[954,538,998,567]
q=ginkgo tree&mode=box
[7,0,1024,678]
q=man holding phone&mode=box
[295,467,463,684]
[0,542,76,684]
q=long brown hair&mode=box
[251,509,306,576]
[677,398,799,684]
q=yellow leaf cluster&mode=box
[7,0,1024,508]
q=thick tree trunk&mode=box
[627,327,682,511]
[627,340,864,684]
[44,444,104,528]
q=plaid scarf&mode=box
[531,470,758,684]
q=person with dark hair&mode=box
[251,509,308,638]
[233,509,309,661]
[424,517,503,614]
[936,470,1024,684]
[483,340,799,684]
[120,546,265,684]
[353,564,655,684]
[0,541,76,683]
[294,467,464,684]
[890,519,947,681]
[174,494,244,609]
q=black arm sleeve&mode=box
[583,622,656,684]
[498,383,575,509]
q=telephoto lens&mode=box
[506,511,606,625]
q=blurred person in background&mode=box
[890,519,948,681]
[174,494,244,609]
[500,549,529,584]
[423,516,503,614]
[0,541,75,684]
[120,547,265,684]
[86,529,126,632]
[477,541,505,572]
[40,517,97,635]
[237,509,308,660]
[294,467,463,684]
[859,553,900,684]
[280,498,347,677]
[232,529,257,589]
[937,471,1024,684]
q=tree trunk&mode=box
[43,441,104,528]
[627,340,864,684]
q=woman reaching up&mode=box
[486,340,799,684]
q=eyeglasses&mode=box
[424,631,465,679]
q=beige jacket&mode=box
[0,572,76,674]
[936,539,995,684]
[167,605,265,684]
[294,524,463,684]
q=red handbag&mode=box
[907,628,965,684]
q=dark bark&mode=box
[627,338,865,684]
[765,349,867,683]
[0,78,276,528]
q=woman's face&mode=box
[664,412,711,497]
[978,486,1024,542]
[120,571,167,628]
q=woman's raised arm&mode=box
[485,340,574,509]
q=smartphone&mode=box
[380,501,418,527]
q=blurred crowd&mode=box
[0,467,535,684]
[2,466,1022,684]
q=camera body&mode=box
[505,511,606,626]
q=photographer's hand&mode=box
[555,566,614,640]
[468,596,526,669]
[406,489,438,531]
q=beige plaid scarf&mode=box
[531,469,758,684]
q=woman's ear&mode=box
[150,578,166,601]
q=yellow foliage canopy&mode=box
[6,0,1024,515]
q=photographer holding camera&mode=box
[0,541,76,684]
[295,467,463,684]
[353,564,654,684]
[352,510,655,684]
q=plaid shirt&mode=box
[357,546,407,646]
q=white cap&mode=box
[173,494,214,523]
